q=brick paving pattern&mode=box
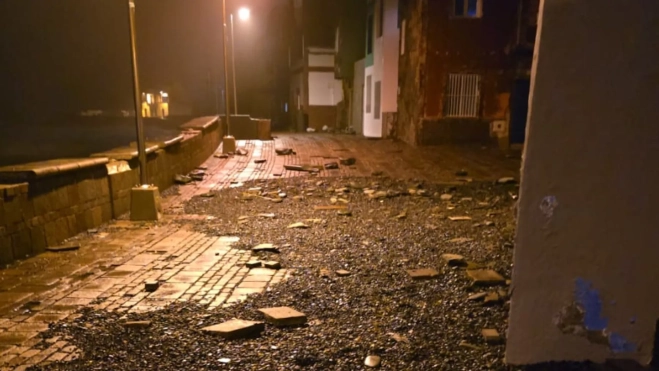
[0,134,519,369]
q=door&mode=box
[510,78,531,144]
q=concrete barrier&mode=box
[0,116,221,266]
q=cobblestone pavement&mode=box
[0,134,520,369]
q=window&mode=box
[453,0,482,18]
[444,73,481,118]
[365,75,372,113]
[377,0,384,37]
[374,81,381,119]
[366,14,374,54]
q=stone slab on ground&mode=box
[201,319,265,339]
[407,268,439,280]
[46,245,80,253]
[257,307,307,327]
[467,269,506,286]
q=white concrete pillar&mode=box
[506,0,659,365]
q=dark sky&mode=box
[0,0,282,122]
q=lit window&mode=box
[146,94,153,104]
[444,73,481,118]
[453,0,482,18]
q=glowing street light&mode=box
[230,7,250,115]
[238,7,250,21]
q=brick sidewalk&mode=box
[0,134,520,369]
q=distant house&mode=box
[396,0,539,147]
[290,47,343,131]
[141,91,169,118]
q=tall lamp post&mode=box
[128,0,160,221]
[221,0,236,153]
[230,7,250,115]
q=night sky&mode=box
[0,0,281,122]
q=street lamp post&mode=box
[230,7,250,115]
[127,0,160,221]
[221,0,235,153]
[127,0,147,185]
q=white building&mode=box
[363,0,399,138]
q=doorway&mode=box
[510,78,530,145]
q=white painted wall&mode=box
[308,54,335,67]
[308,71,343,106]
[363,0,399,138]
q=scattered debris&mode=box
[246,261,262,269]
[337,210,352,216]
[440,194,453,201]
[235,148,248,156]
[46,244,80,253]
[336,269,351,277]
[467,269,506,286]
[441,253,467,267]
[364,355,382,368]
[407,268,440,280]
[174,174,192,184]
[254,159,266,164]
[448,237,473,244]
[339,157,356,166]
[275,148,294,155]
[144,281,160,292]
[214,153,229,159]
[264,261,281,270]
[455,169,468,177]
[258,307,307,327]
[467,292,488,301]
[287,222,309,229]
[252,244,279,253]
[497,177,516,184]
[449,216,472,221]
[482,328,502,344]
[258,213,276,218]
[201,319,265,339]
[324,162,339,170]
[388,332,410,343]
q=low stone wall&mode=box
[0,116,221,266]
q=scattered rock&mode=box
[319,268,331,278]
[394,211,407,220]
[144,281,159,292]
[483,292,503,306]
[407,268,439,280]
[448,238,473,244]
[497,177,516,184]
[482,328,502,344]
[254,159,266,164]
[278,193,287,198]
[364,355,381,368]
[459,340,482,350]
[371,171,384,177]
[440,194,453,201]
[174,174,192,184]
[339,157,356,166]
[336,269,351,277]
[200,192,216,198]
[257,307,307,327]
[201,319,265,340]
[46,244,80,253]
[252,244,279,253]
[275,148,294,155]
[258,213,276,218]
[388,333,410,343]
[467,269,506,286]
[467,292,488,301]
[246,260,262,269]
[284,164,305,172]
[337,210,352,216]
[235,148,248,156]
[123,321,151,329]
[441,253,467,267]
[324,162,339,170]
[455,169,468,177]
[287,222,309,229]
[214,153,229,159]
[264,261,281,270]
[448,216,472,221]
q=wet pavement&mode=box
[0,133,521,370]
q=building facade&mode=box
[397,0,537,147]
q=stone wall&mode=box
[0,116,221,266]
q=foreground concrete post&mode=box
[130,185,161,221]
[506,0,659,365]
[222,135,236,154]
